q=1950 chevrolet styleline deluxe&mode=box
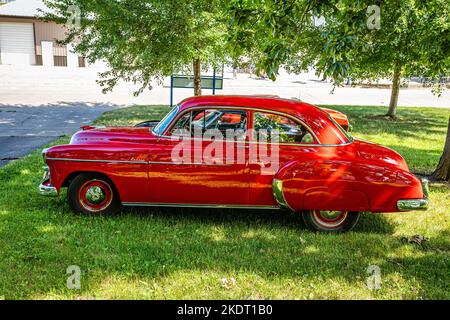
[39,95,429,233]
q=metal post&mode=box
[212,69,216,95]
[170,75,174,107]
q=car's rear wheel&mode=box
[67,173,121,215]
[302,210,360,233]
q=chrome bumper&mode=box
[39,166,58,197]
[397,179,429,211]
[397,199,428,211]
[39,182,58,197]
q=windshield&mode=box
[152,105,179,136]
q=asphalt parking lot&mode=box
[0,102,118,167]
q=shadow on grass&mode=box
[0,178,424,299]
[121,206,396,235]
[0,105,448,299]
[1,197,446,299]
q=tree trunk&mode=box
[432,117,450,182]
[387,66,401,118]
[193,58,201,96]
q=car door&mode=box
[148,107,250,206]
[247,110,318,206]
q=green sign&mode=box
[172,75,223,90]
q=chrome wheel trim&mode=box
[312,210,348,228]
[78,179,113,213]
[85,186,106,204]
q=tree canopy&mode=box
[44,0,229,95]
[45,0,449,105]
[228,0,450,115]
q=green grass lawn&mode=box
[0,105,448,299]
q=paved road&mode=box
[0,102,118,167]
[1,65,449,107]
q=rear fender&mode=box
[272,159,370,212]
[302,187,370,212]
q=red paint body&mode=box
[43,95,425,213]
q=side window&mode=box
[170,109,247,139]
[253,112,315,144]
[204,110,247,135]
[169,112,191,136]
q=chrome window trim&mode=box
[160,106,250,141]
[122,202,279,210]
[250,138,354,147]
[155,135,353,148]
[328,115,353,142]
[252,110,319,145]
[157,105,352,147]
[152,105,180,136]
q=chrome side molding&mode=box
[122,202,278,210]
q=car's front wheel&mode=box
[302,210,360,233]
[67,173,121,215]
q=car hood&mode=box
[356,139,409,171]
[70,126,158,144]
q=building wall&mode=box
[34,20,69,66]
[0,15,84,67]
[0,16,34,24]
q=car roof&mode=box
[178,95,320,117]
[177,95,350,145]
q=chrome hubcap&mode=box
[312,210,348,228]
[85,186,106,204]
[318,210,342,220]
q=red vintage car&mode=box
[39,95,428,232]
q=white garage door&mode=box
[0,22,36,65]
